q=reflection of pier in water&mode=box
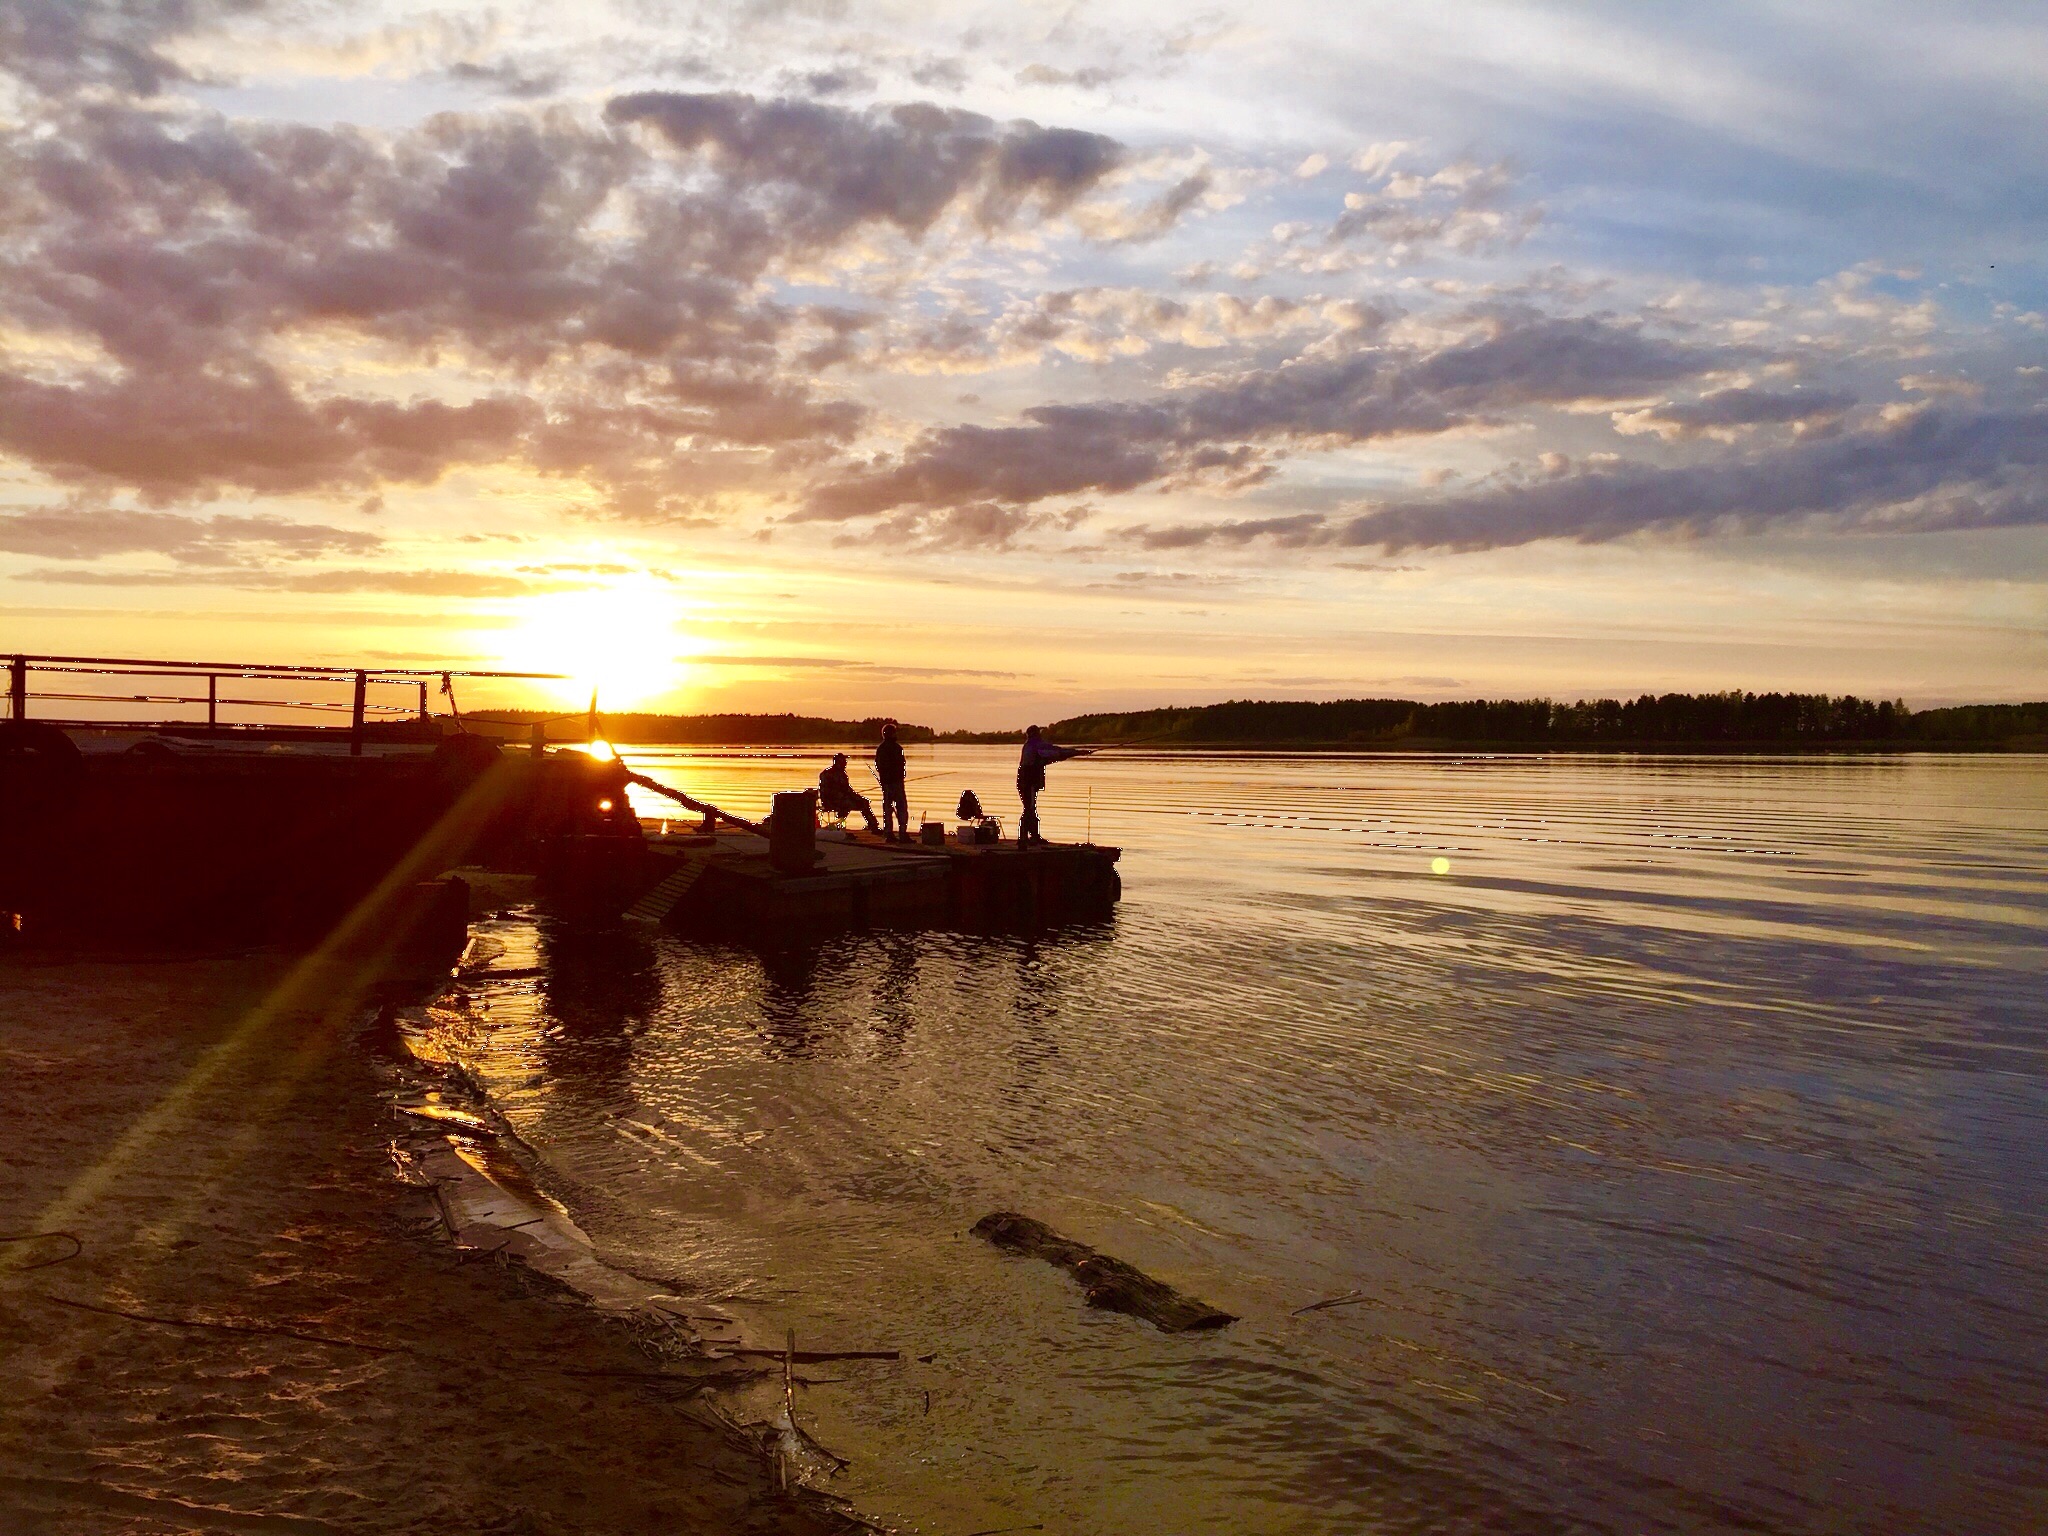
[530,912,1117,1072]
[531,920,663,1103]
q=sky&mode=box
[2,0,2044,726]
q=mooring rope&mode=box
[622,770,764,834]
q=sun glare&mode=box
[503,580,684,712]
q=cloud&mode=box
[876,286,1340,373]
[804,312,1739,519]
[1126,513,1326,550]
[0,83,1135,514]
[1898,373,1984,400]
[1074,168,1218,244]
[1351,143,1415,178]
[692,653,1019,679]
[1260,155,1543,273]
[1082,569,1245,592]
[1330,406,2048,553]
[446,59,566,99]
[1109,405,2048,556]
[1017,62,1123,91]
[267,567,536,595]
[13,564,536,596]
[908,57,969,90]
[0,0,260,97]
[834,501,1091,551]
[777,65,878,97]
[1331,158,1538,253]
[1611,385,1855,441]
[605,91,1122,240]
[0,369,540,501]
[0,506,380,564]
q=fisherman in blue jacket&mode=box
[1017,725,1088,846]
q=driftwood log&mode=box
[971,1212,1235,1332]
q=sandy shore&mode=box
[0,941,867,1535]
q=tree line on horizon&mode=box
[1034,694,2048,748]
[471,709,939,746]
[476,694,2048,749]
[1040,696,2048,749]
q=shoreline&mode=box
[387,912,884,1497]
[0,932,875,1535]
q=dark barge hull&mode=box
[623,828,1122,938]
[1,732,636,944]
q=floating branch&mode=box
[1292,1288,1370,1316]
[971,1212,1235,1332]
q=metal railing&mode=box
[6,653,569,756]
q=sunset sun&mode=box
[503,579,686,713]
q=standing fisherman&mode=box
[875,721,909,842]
[1017,725,1089,847]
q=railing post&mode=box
[208,674,218,732]
[9,656,24,721]
[417,681,428,722]
[350,669,367,756]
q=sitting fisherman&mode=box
[818,752,881,833]
[957,787,1000,843]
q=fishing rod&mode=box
[865,765,956,786]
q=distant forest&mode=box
[469,710,936,746]
[471,694,2048,750]
[1024,695,2048,750]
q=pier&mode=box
[2,653,1121,945]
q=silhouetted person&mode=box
[818,752,880,832]
[957,786,996,843]
[875,721,909,841]
[1017,725,1087,846]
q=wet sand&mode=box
[0,946,866,1535]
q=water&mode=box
[457,748,2048,1534]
